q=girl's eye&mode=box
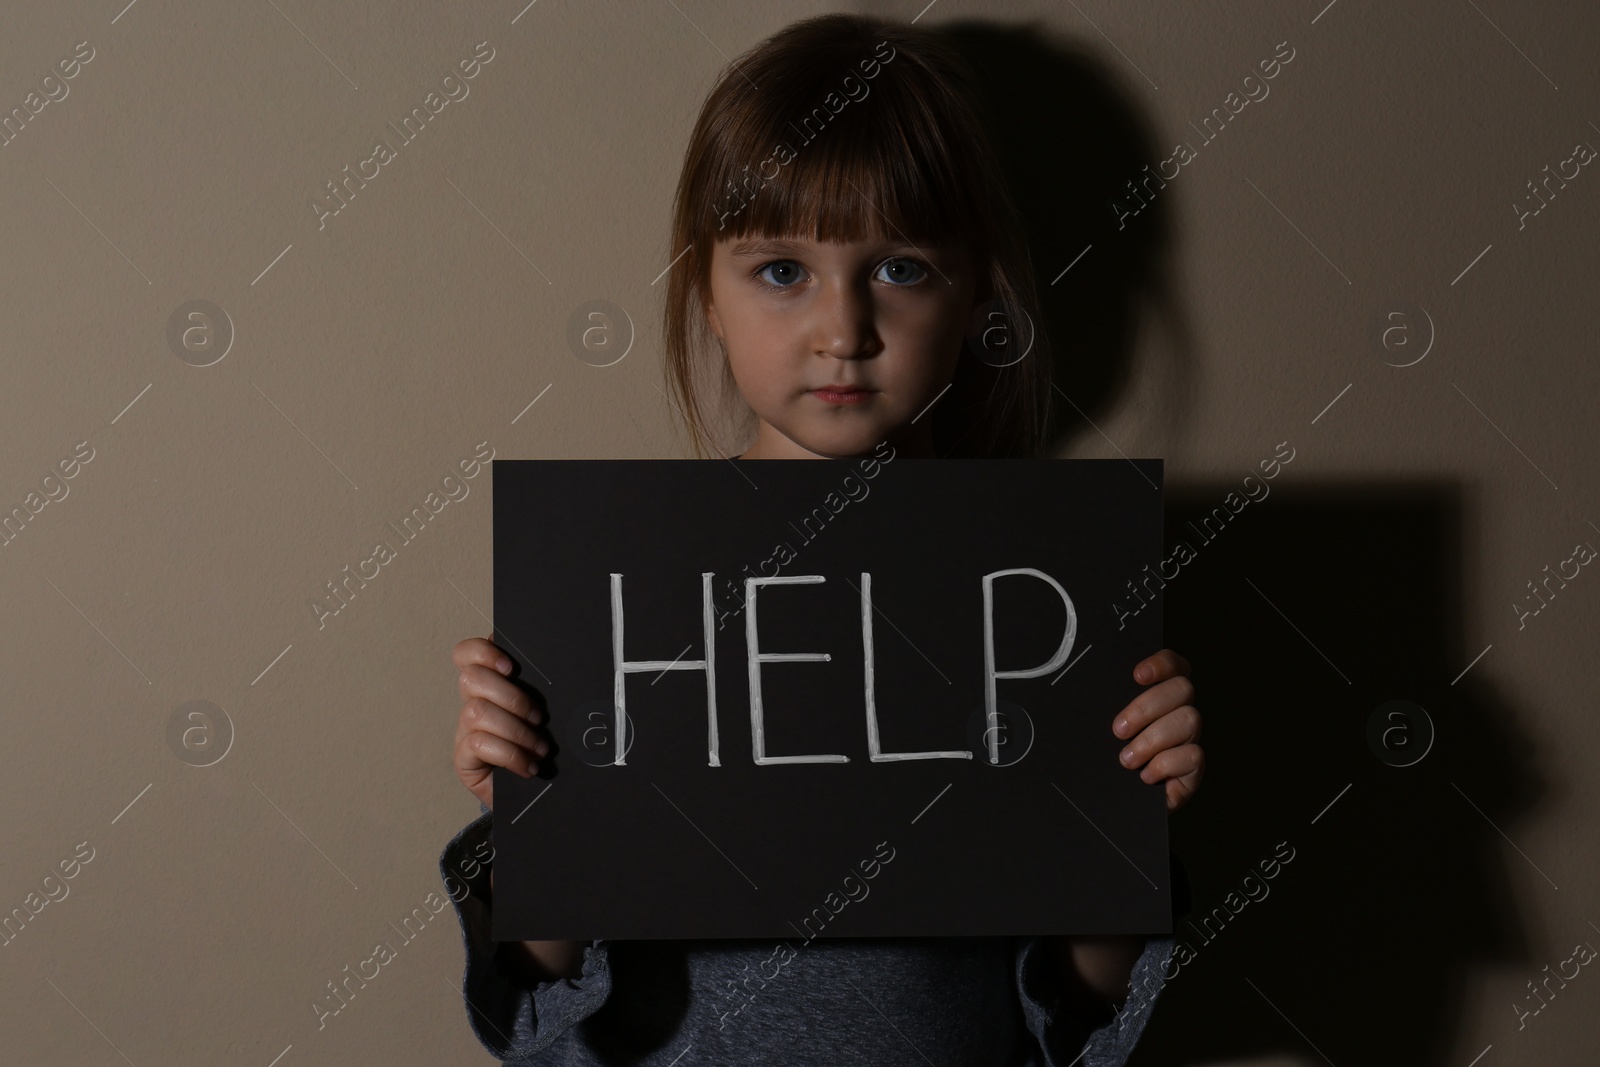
[752,256,929,291]
[754,260,806,289]
[875,257,928,286]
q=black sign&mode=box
[491,455,1170,940]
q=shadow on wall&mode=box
[1131,482,1541,1067]
[929,19,1544,1066]
[933,18,1194,451]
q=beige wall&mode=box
[1,1,1594,1063]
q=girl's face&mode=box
[704,234,987,460]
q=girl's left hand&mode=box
[1113,649,1203,812]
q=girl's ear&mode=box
[704,299,724,340]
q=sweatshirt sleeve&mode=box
[439,803,613,1061]
[1014,933,1176,1067]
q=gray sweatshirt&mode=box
[441,806,1174,1065]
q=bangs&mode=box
[685,44,990,255]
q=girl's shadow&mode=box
[930,19,1545,1067]
[934,17,1196,451]
[1144,482,1541,1066]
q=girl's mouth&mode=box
[810,385,874,405]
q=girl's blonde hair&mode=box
[663,13,1051,459]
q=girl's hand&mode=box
[450,636,584,982]
[452,635,550,811]
[1112,649,1203,812]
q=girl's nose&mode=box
[811,278,876,359]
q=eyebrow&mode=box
[726,239,813,259]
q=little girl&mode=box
[441,13,1203,1065]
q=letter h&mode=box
[610,573,721,765]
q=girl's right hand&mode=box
[451,636,585,982]
[452,635,549,812]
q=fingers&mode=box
[455,717,544,782]
[1133,649,1191,685]
[452,635,544,812]
[457,664,542,729]
[463,697,548,762]
[1146,744,1205,810]
[454,723,541,814]
[1113,674,1195,740]
[1140,738,1203,780]
[1117,703,1200,771]
[453,634,513,676]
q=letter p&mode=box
[981,568,1076,764]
